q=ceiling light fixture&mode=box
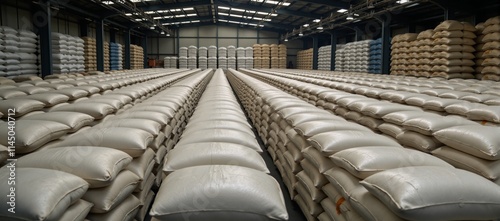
[303,23,309,27]
[299,33,303,36]
[346,5,354,20]
[367,0,375,9]
[161,31,165,34]
[284,38,288,42]
[150,26,155,29]
[166,33,171,36]
[317,26,323,30]
[313,19,321,23]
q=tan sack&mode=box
[12,93,69,107]
[466,106,500,123]
[86,195,141,221]
[0,120,70,153]
[433,146,500,180]
[50,103,115,119]
[308,130,402,156]
[433,125,500,160]
[163,143,268,173]
[434,20,464,31]
[175,129,261,152]
[149,165,289,220]
[294,120,370,138]
[16,146,132,188]
[402,115,477,136]
[56,199,93,221]
[349,186,404,221]
[331,146,452,179]
[0,99,45,118]
[22,112,94,132]
[360,166,500,221]
[51,127,153,157]
[82,170,140,213]
[0,168,89,221]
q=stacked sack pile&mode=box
[208,45,218,69]
[218,46,227,69]
[430,20,477,79]
[342,42,357,72]
[261,44,271,68]
[279,44,287,68]
[17,29,40,76]
[355,40,372,72]
[297,48,313,70]
[110,42,123,70]
[198,47,208,70]
[335,46,346,71]
[0,26,21,77]
[179,47,188,69]
[163,57,171,68]
[318,45,331,71]
[82,37,97,72]
[52,33,85,74]
[368,38,383,74]
[479,16,500,81]
[271,44,280,69]
[475,22,487,78]
[169,57,177,68]
[228,45,236,69]
[131,44,144,69]
[245,47,254,69]
[188,45,197,69]
[236,47,246,69]
[413,30,434,77]
[253,44,262,68]
[390,33,418,76]
[103,42,110,71]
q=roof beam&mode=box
[159,15,212,24]
[289,0,349,8]
[215,0,321,19]
[170,21,282,32]
[217,15,294,30]
[138,0,211,11]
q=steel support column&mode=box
[39,0,52,77]
[142,36,148,68]
[381,20,391,74]
[330,31,337,71]
[96,20,104,71]
[80,21,88,37]
[124,30,131,69]
[312,36,319,70]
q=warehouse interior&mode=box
[1,0,500,221]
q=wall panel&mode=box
[199,25,217,37]
[199,38,217,47]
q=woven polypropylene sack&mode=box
[433,125,500,160]
[163,143,268,173]
[149,165,288,221]
[361,166,500,221]
[330,146,452,179]
[16,146,132,188]
[0,168,89,221]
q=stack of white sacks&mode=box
[228,45,236,69]
[354,40,372,72]
[245,47,254,68]
[479,16,500,81]
[188,45,197,69]
[335,46,346,71]
[163,57,171,68]
[198,47,208,70]
[208,45,217,69]
[17,29,39,76]
[179,47,188,69]
[318,45,331,71]
[218,47,227,69]
[1,27,22,77]
[52,33,85,74]
[236,47,246,69]
[271,44,280,68]
[169,57,177,68]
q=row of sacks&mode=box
[242,69,500,186]
[1,70,188,119]
[248,69,500,184]
[0,69,214,221]
[0,69,199,162]
[0,69,189,118]
[255,69,500,125]
[231,68,500,221]
[149,69,289,221]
